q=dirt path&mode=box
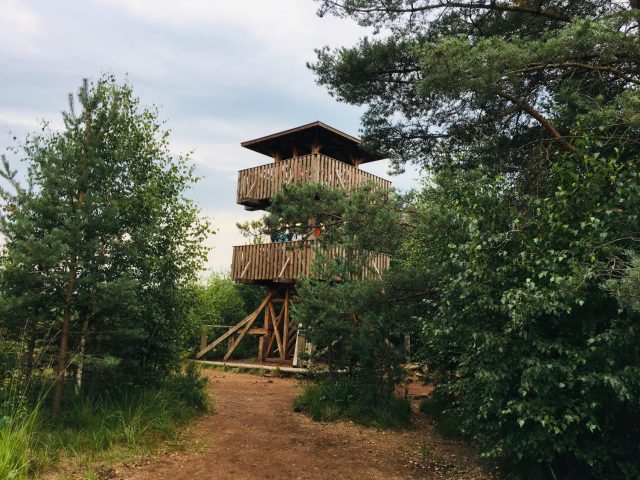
[118,370,491,480]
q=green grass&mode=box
[0,409,38,480]
[293,377,411,429]
[0,363,211,478]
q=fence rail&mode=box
[236,154,391,205]
[231,240,390,283]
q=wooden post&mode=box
[282,289,289,358]
[227,331,235,359]
[293,326,303,367]
[404,334,411,362]
[200,325,209,352]
[262,291,272,359]
[258,336,265,362]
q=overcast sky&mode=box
[0,0,420,273]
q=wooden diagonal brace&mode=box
[335,168,345,189]
[240,259,252,278]
[278,256,291,279]
[196,290,274,359]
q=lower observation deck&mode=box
[231,240,390,284]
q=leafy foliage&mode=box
[311,2,640,477]
[311,1,639,181]
[266,181,413,402]
[294,377,411,429]
[188,273,249,328]
[0,75,211,408]
[404,142,640,478]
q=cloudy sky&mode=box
[0,0,419,273]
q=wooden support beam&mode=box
[258,336,265,362]
[282,289,289,357]
[226,332,235,359]
[196,290,274,358]
[270,303,284,359]
[265,291,288,358]
[311,139,321,156]
[224,319,256,361]
[200,325,209,352]
[196,317,250,359]
[224,293,276,361]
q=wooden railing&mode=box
[236,154,391,205]
[231,241,390,283]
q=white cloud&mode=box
[93,0,363,51]
[0,108,64,132]
[0,0,41,56]
[0,0,420,274]
[202,208,264,272]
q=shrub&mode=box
[410,143,640,478]
[294,375,411,429]
[419,395,462,440]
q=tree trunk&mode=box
[53,263,76,414]
[75,310,88,395]
[25,311,36,378]
[53,88,89,414]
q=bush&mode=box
[410,143,640,478]
[44,364,210,453]
[419,396,462,440]
[294,375,411,429]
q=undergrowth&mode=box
[419,395,463,439]
[293,376,411,429]
[0,407,38,480]
[0,363,210,478]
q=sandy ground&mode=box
[113,370,492,480]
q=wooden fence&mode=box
[230,240,390,283]
[236,154,391,204]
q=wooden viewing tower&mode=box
[196,121,392,367]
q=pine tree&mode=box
[0,76,211,412]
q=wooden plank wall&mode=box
[236,154,392,204]
[230,241,391,283]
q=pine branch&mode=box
[0,154,24,199]
[321,0,571,23]
[495,89,576,152]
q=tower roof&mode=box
[241,121,385,165]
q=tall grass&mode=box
[0,340,48,480]
[294,376,411,429]
[0,362,210,477]
[0,408,38,480]
[42,363,210,457]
